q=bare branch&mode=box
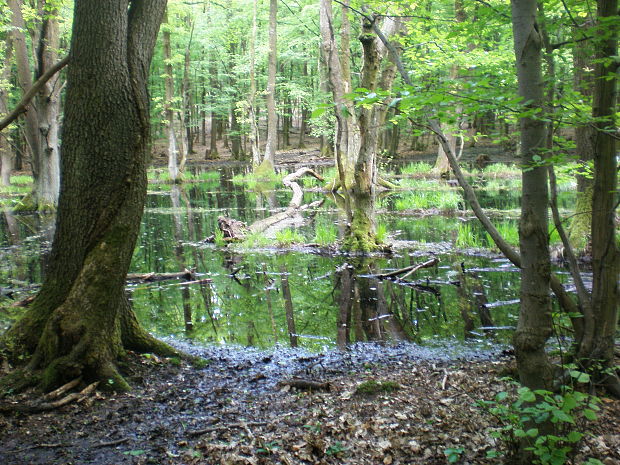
[0,56,69,132]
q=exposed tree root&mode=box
[0,379,98,414]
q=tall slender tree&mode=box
[510,0,553,392]
[262,0,278,169]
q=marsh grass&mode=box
[240,231,271,248]
[314,220,338,245]
[275,228,305,246]
[456,222,486,248]
[375,222,388,243]
[232,170,281,190]
[400,162,433,176]
[394,190,462,211]
[9,175,33,185]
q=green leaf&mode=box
[583,409,598,421]
[123,450,146,456]
[526,428,539,437]
[518,387,536,403]
[552,409,574,424]
[566,431,583,443]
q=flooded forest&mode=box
[0,0,618,464]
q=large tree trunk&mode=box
[262,0,277,169]
[577,0,620,396]
[1,0,175,393]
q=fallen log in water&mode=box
[207,167,325,242]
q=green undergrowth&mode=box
[478,373,601,465]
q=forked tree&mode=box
[0,0,178,393]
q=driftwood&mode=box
[210,167,324,242]
[0,380,98,414]
[376,257,439,280]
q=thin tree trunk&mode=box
[34,4,62,209]
[0,37,14,186]
[163,10,179,181]
[248,0,261,166]
[511,0,553,394]
[263,0,278,169]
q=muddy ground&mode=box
[1,343,619,465]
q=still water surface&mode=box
[0,165,574,353]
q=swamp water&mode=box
[0,164,576,356]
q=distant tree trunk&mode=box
[511,0,553,395]
[248,0,261,167]
[262,0,277,169]
[568,18,595,251]
[8,0,54,209]
[298,63,309,149]
[0,0,176,393]
[182,19,195,156]
[433,0,466,177]
[33,3,62,209]
[577,0,620,396]
[206,50,219,160]
[163,10,179,181]
[0,38,14,186]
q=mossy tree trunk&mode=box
[1,0,176,393]
[568,17,596,252]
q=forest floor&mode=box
[1,343,619,465]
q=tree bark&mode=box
[578,0,620,396]
[568,18,596,251]
[263,0,278,169]
[163,10,179,182]
[511,0,553,393]
[1,0,176,393]
[249,0,261,166]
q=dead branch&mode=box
[0,56,70,132]
[94,437,130,448]
[279,377,331,391]
[376,257,439,280]
[126,270,195,283]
